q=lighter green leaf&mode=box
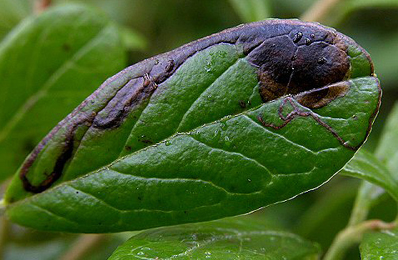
[118,25,147,51]
[340,149,398,201]
[0,4,126,180]
[108,218,320,260]
[228,0,271,22]
[360,228,398,260]
[0,0,30,40]
[347,0,398,10]
[376,102,398,175]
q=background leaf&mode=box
[0,0,30,40]
[0,3,126,181]
[228,0,271,22]
[340,149,398,201]
[108,217,321,260]
[375,102,398,174]
[360,228,398,259]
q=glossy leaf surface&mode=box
[4,20,380,232]
[108,218,320,260]
[0,4,126,181]
[360,228,398,260]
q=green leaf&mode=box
[360,228,398,259]
[346,0,398,11]
[375,102,398,175]
[340,149,398,201]
[0,0,31,40]
[118,25,147,51]
[228,0,271,22]
[4,20,380,232]
[340,103,398,203]
[0,4,126,180]
[108,218,321,260]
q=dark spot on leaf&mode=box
[140,139,153,144]
[239,100,246,108]
[295,81,350,109]
[125,146,132,151]
[62,43,71,51]
[248,29,350,104]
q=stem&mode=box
[60,234,107,260]
[300,0,345,22]
[348,181,379,227]
[324,220,396,260]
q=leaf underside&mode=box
[4,20,381,233]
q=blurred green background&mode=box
[0,0,397,259]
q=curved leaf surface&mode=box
[0,4,126,180]
[108,218,320,260]
[360,228,398,260]
[4,20,380,232]
[375,102,398,175]
[340,149,398,201]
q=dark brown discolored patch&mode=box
[295,81,350,109]
[247,35,297,102]
[248,25,350,107]
[290,42,349,94]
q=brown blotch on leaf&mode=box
[248,26,351,106]
[294,81,350,109]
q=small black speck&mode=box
[138,196,142,201]
[305,38,311,45]
[293,32,303,43]
[291,54,297,61]
[239,100,246,108]
[125,146,132,151]
[310,33,315,39]
[184,211,188,214]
